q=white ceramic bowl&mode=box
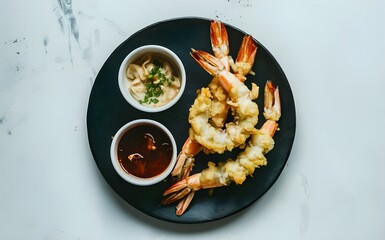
[118,45,186,113]
[110,119,177,186]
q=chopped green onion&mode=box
[139,60,176,104]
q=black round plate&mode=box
[87,17,296,223]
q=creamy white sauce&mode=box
[126,55,181,107]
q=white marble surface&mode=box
[1,0,385,239]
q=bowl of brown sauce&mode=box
[110,119,177,186]
[118,45,186,113]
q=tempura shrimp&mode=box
[172,21,257,178]
[188,49,259,154]
[168,22,258,215]
[161,81,281,215]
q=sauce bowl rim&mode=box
[110,119,177,186]
[118,45,186,113]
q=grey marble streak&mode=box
[53,0,80,64]
[103,18,129,37]
[56,0,80,42]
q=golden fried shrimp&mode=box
[161,120,278,215]
[161,81,281,216]
[169,24,259,218]
[207,20,232,128]
[171,22,231,180]
[205,21,258,128]
[163,120,277,198]
[172,21,258,179]
[189,49,259,153]
[206,78,229,129]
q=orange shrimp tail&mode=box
[210,20,229,58]
[236,35,257,64]
[261,120,278,137]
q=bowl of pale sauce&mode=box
[110,119,177,186]
[118,45,186,112]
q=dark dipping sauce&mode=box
[117,124,173,178]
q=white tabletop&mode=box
[1,0,384,239]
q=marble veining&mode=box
[301,174,310,198]
[56,0,79,42]
[103,18,129,37]
[300,174,310,238]
[43,37,49,54]
[0,113,6,125]
[54,0,80,64]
